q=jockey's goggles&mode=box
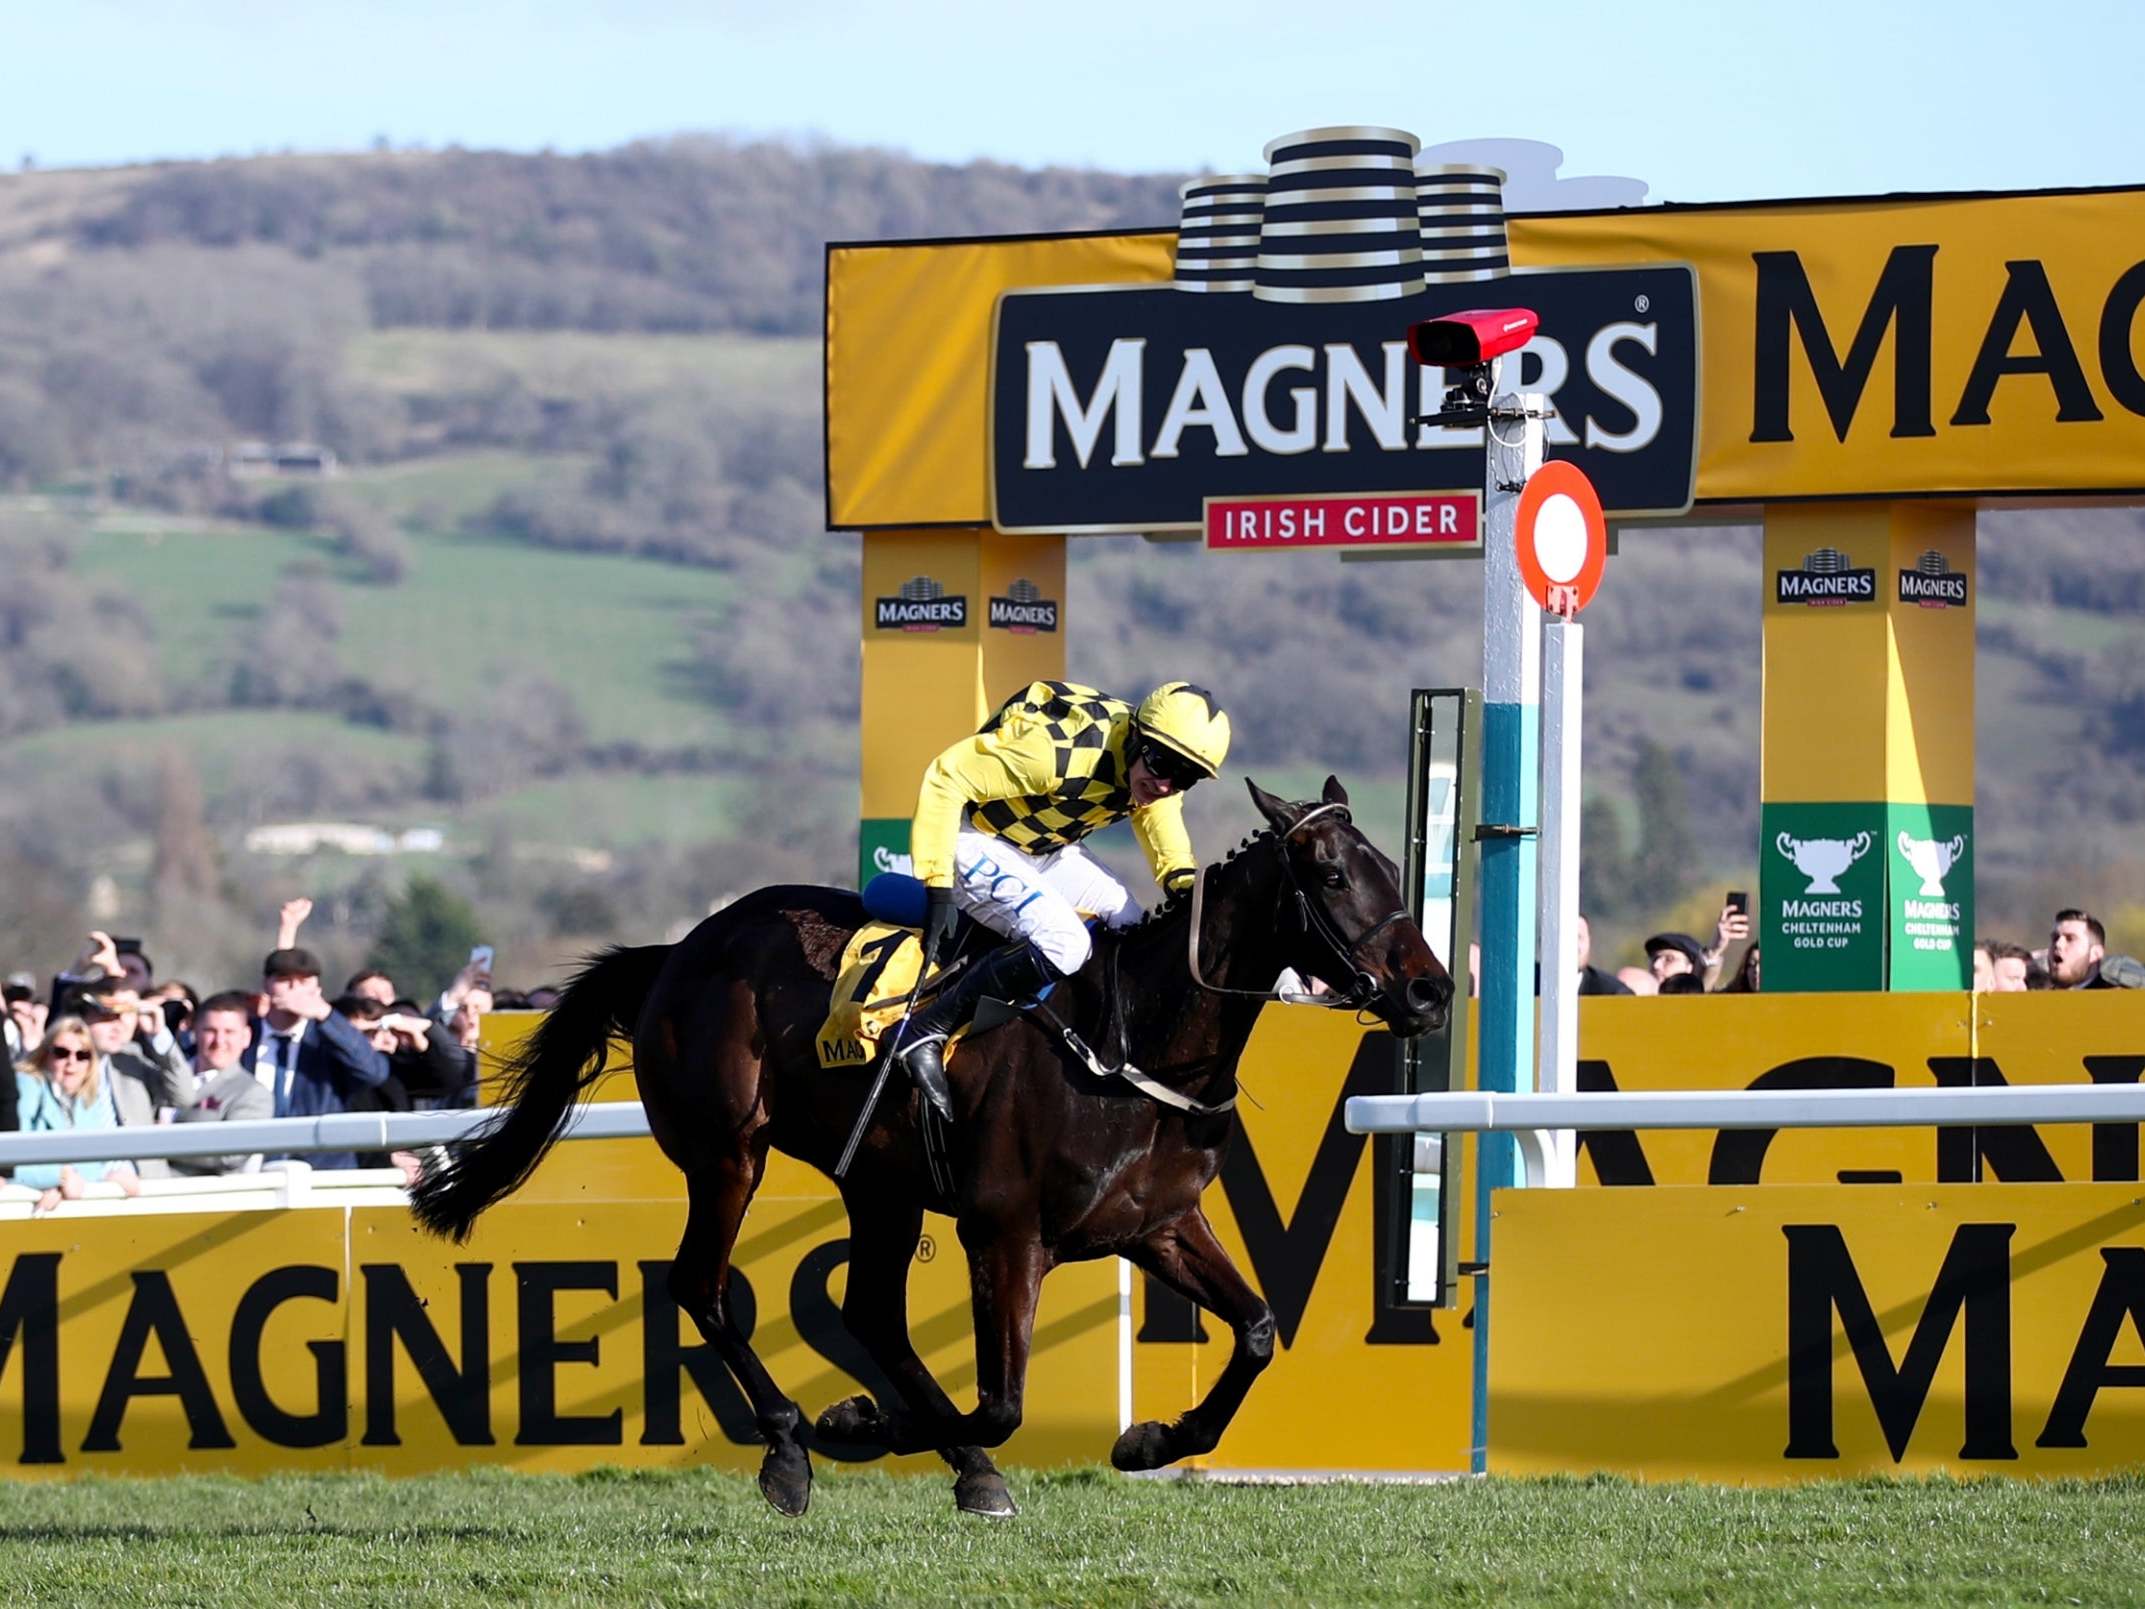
[1137,741,1207,791]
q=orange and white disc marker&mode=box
[1513,460,1608,617]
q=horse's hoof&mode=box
[759,1443,813,1517]
[1110,1419,1175,1472]
[954,1469,1018,1518]
[814,1394,888,1447]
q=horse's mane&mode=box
[1120,825,1278,938]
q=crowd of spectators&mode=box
[1560,904,2141,997]
[1,899,549,1213]
[1970,908,2145,992]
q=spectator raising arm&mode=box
[276,897,313,951]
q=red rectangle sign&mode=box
[1204,493,1481,553]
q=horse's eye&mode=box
[1322,868,1346,889]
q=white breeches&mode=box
[949,827,1143,974]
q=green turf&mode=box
[0,1469,2138,1606]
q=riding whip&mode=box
[834,930,938,1180]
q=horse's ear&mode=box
[1245,777,1293,831]
[1323,775,1349,807]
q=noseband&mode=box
[1187,803,1412,1011]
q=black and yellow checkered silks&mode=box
[970,681,1137,853]
[908,679,1196,893]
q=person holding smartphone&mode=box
[1704,893,1754,990]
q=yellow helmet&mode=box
[1134,682,1231,778]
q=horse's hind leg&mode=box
[1111,1209,1276,1471]
[816,1190,1015,1518]
[669,1143,814,1516]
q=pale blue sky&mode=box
[2,0,2135,203]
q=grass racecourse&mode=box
[0,1469,2141,1606]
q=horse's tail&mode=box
[410,943,670,1243]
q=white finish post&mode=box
[1471,381,1546,1475]
[1537,617,1583,1188]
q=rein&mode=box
[1027,943,1236,1117]
[1186,803,1409,1011]
[1026,800,1406,1120]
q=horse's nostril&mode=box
[1404,976,1446,1015]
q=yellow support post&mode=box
[857,528,1066,886]
[1759,503,1976,990]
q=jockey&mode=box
[897,679,1231,1121]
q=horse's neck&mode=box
[1102,838,1287,1082]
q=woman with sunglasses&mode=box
[14,1016,143,1213]
[897,679,1231,1121]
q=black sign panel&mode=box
[990,263,1698,533]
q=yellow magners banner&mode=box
[1572,991,2145,1190]
[826,185,2145,526]
[1519,186,2145,503]
[1492,1183,2145,1480]
[0,1195,1119,1477]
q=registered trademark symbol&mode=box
[1633,294,1651,314]
[915,1235,936,1263]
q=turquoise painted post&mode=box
[1470,391,1544,1474]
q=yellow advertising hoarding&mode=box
[825,187,2145,528]
[10,994,2138,1478]
[0,1196,1118,1477]
[1574,990,2145,1189]
[1492,1183,2145,1480]
[1518,188,2145,504]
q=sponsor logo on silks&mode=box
[874,575,968,632]
[1776,547,1877,606]
[1898,549,1969,608]
[987,577,1059,634]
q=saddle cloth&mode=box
[816,922,944,1070]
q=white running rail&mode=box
[1344,1085,2145,1187]
[0,1099,651,1171]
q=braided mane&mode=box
[1124,826,1276,935]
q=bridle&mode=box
[1186,803,1412,1013]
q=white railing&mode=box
[0,1102,655,1218]
[1344,1086,2145,1187]
[0,1099,651,1170]
[0,1165,413,1219]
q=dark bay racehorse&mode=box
[412,777,1450,1516]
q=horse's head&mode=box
[1247,775,1453,1038]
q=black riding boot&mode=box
[898,942,1058,1123]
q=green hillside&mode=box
[0,144,2139,990]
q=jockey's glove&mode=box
[922,886,959,963]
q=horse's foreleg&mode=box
[816,1192,1015,1518]
[954,1232,1048,1451]
[670,1145,814,1516]
[846,1231,1046,1458]
[1111,1209,1275,1471]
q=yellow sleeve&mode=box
[1131,793,1197,895]
[909,724,1061,887]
